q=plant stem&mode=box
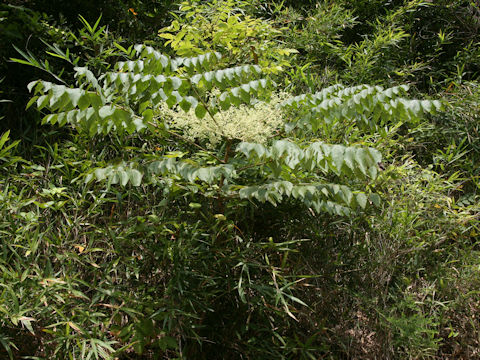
[217,139,232,213]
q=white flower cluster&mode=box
[161,93,286,147]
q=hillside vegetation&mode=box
[1,0,480,358]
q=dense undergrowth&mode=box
[1,0,480,359]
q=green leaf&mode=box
[0,131,10,149]
[355,192,367,209]
[194,104,207,119]
[369,193,381,207]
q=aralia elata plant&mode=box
[27,44,443,215]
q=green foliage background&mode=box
[1,0,480,359]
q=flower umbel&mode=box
[162,93,286,147]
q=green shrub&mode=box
[3,2,480,359]
[9,32,440,357]
[158,0,297,72]
[280,0,480,90]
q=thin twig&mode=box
[188,80,223,131]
